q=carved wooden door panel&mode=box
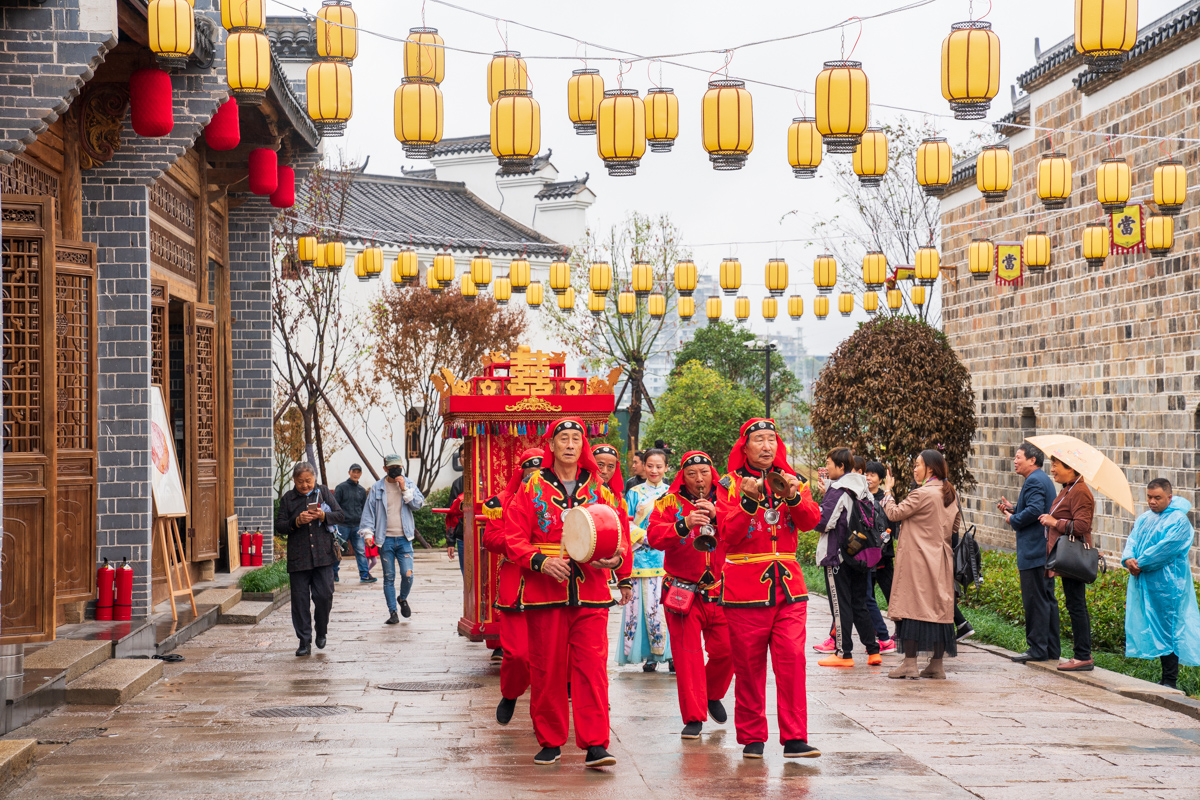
[54,240,98,604]
[1,195,58,644]
[150,279,167,390]
[185,302,219,561]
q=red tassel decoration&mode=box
[248,148,278,195]
[204,97,240,151]
[270,165,296,208]
[130,68,174,138]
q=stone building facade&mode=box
[940,1,1200,569]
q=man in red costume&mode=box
[647,451,733,740]
[719,418,823,759]
[481,448,543,725]
[591,444,633,586]
[504,418,632,768]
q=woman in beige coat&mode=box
[882,449,961,680]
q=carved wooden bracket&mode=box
[79,83,130,170]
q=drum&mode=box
[562,504,623,563]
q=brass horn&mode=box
[692,524,718,553]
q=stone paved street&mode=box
[5,552,1200,799]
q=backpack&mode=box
[953,510,984,593]
[842,493,883,572]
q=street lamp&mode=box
[744,339,779,419]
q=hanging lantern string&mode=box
[841,16,863,59]
[706,50,734,82]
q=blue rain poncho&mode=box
[1122,495,1200,665]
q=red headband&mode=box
[727,418,795,476]
[541,416,602,479]
[592,444,625,501]
[503,448,545,498]
[669,450,721,496]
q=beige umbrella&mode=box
[1026,435,1135,515]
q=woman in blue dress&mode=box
[620,448,673,671]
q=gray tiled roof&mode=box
[431,135,492,156]
[535,173,589,200]
[1015,35,1080,91]
[335,173,568,257]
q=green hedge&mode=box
[414,486,454,546]
[240,559,289,593]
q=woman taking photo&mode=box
[1038,456,1095,672]
[882,450,960,680]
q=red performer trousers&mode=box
[498,608,530,700]
[525,606,610,750]
[724,600,809,745]
[663,599,733,723]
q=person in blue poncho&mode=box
[1122,478,1200,690]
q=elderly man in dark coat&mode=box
[1000,442,1059,663]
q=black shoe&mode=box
[783,739,822,758]
[669,659,675,673]
[1161,679,1179,690]
[315,636,326,650]
[742,742,765,759]
[334,575,339,583]
[1011,652,1039,663]
[295,644,311,657]
[400,600,411,618]
[360,576,378,583]
[491,647,504,664]
[533,746,561,765]
[642,661,657,672]
[681,721,702,739]
[584,746,616,768]
[496,697,517,725]
[707,699,728,723]
[956,621,975,641]
[386,611,399,625]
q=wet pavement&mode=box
[5,552,1200,799]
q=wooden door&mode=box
[1,195,58,644]
[53,240,98,604]
[150,279,168,390]
[185,302,219,561]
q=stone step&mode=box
[192,586,243,614]
[218,600,275,625]
[65,659,163,706]
[23,639,111,682]
[0,740,36,788]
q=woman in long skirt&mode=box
[620,448,673,671]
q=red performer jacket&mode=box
[503,467,631,608]
[482,496,523,611]
[646,479,729,601]
[717,467,821,607]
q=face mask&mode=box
[386,466,404,479]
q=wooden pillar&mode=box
[195,142,209,304]
[60,106,82,240]
[215,227,234,530]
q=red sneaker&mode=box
[878,638,896,653]
[812,637,836,653]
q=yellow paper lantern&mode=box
[226,31,271,102]
[734,295,750,324]
[526,280,544,308]
[494,277,512,306]
[427,263,442,293]
[788,117,822,179]
[597,89,647,177]
[316,0,358,63]
[470,254,492,288]
[394,79,443,158]
[853,128,888,188]
[149,0,195,71]
[363,246,383,280]
[433,252,455,286]
[915,247,940,287]
[221,0,264,32]
[916,137,953,197]
[488,51,528,104]
[631,261,654,299]
[911,285,927,308]
[702,79,753,171]
[706,296,722,324]
[862,251,887,291]
[509,258,531,293]
[1024,233,1051,273]
[787,295,804,320]
[307,61,353,136]
[354,252,368,283]
[297,236,318,266]
[1146,215,1174,257]
[1153,159,1187,216]
[814,253,837,294]
[567,68,603,135]
[557,286,575,313]
[674,260,697,297]
[762,297,778,322]
[719,258,741,295]
[324,242,346,272]
[1096,157,1131,213]
[590,261,612,297]
[313,243,327,271]
[645,87,679,153]
[588,290,606,318]
[837,291,854,317]
[1038,152,1073,209]
[548,260,571,296]
[976,144,1012,203]
[648,293,667,319]
[968,239,993,281]
[490,89,540,174]
[863,291,879,316]
[404,27,444,85]
[887,289,902,310]
[1075,0,1138,73]
[617,291,636,319]
[392,250,419,285]
[941,20,1001,120]
[814,296,830,319]
[678,295,695,320]
[765,258,789,297]
[814,60,869,154]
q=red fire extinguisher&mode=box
[240,531,252,565]
[95,558,115,621]
[252,528,264,566]
[114,558,134,621]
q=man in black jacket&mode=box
[275,462,345,656]
[335,464,374,583]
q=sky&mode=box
[272,0,1181,356]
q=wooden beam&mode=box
[195,141,209,304]
[61,106,82,240]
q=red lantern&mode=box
[95,559,115,621]
[204,97,240,151]
[130,68,174,137]
[270,165,295,208]
[248,148,277,195]
[114,558,134,621]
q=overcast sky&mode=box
[274,0,1180,355]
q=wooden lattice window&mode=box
[3,234,43,453]
[195,322,216,460]
[0,155,60,221]
[55,271,91,450]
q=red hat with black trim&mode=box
[726,418,795,476]
[669,450,721,495]
[591,443,625,501]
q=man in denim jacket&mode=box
[359,455,426,624]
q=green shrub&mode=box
[797,530,818,566]
[240,559,289,593]
[414,485,454,546]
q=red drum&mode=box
[562,504,622,563]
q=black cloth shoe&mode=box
[742,742,765,759]
[400,599,412,618]
[491,647,504,663]
[681,721,702,739]
[496,697,516,725]
[783,739,821,758]
[642,661,657,672]
[669,659,676,673]
[386,611,399,625]
[956,621,975,641]
[295,643,311,657]
[584,746,616,768]
[533,746,561,765]
[1011,652,1039,663]
[707,699,728,723]
[315,636,326,650]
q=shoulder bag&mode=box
[1046,520,1106,584]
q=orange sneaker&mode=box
[817,655,855,668]
[867,653,883,666]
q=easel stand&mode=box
[155,515,198,621]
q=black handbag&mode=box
[1046,522,1106,584]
